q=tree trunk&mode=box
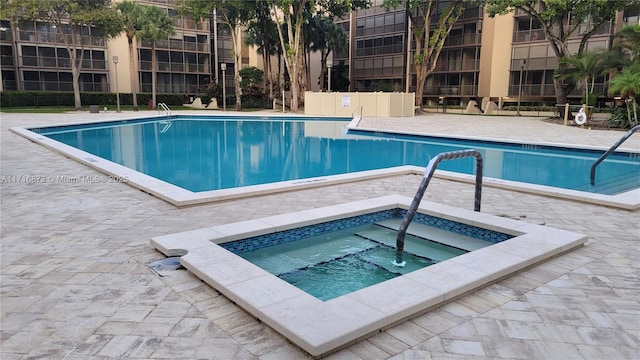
[128,37,139,111]
[415,75,426,111]
[71,55,82,110]
[233,24,242,111]
[151,43,157,109]
[263,46,273,101]
[553,78,569,117]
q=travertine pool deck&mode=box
[1,111,639,359]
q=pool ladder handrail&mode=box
[157,102,171,116]
[394,149,483,266]
[590,124,640,185]
[352,106,363,121]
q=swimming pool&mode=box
[150,195,587,357]
[14,114,640,208]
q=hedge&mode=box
[0,91,185,108]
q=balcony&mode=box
[18,30,105,47]
[140,60,209,74]
[22,80,107,92]
[511,57,557,70]
[423,84,477,96]
[508,83,609,98]
[20,55,106,70]
[149,39,209,53]
[355,44,404,56]
[434,59,479,72]
[513,29,545,43]
[444,33,481,47]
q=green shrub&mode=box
[0,91,185,108]
[606,107,637,129]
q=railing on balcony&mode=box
[506,83,607,98]
[143,61,209,74]
[513,22,611,44]
[511,57,557,69]
[423,84,478,96]
[148,39,209,53]
[18,30,105,47]
[145,82,203,94]
[433,59,480,72]
[355,44,404,56]
[444,33,481,47]
[353,66,404,78]
[513,29,545,43]
[22,80,107,92]
[20,55,107,70]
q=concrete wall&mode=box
[304,92,415,117]
[478,12,513,100]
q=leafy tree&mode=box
[307,15,348,91]
[384,0,465,111]
[485,0,635,108]
[615,24,640,62]
[271,0,308,112]
[270,0,368,112]
[116,0,144,111]
[178,0,255,111]
[244,0,280,101]
[330,60,350,92]
[239,67,264,88]
[137,5,174,109]
[0,0,122,110]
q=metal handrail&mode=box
[394,149,483,266]
[590,125,640,185]
[352,106,363,120]
[157,102,171,116]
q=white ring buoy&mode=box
[574,108,587,125]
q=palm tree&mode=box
[558,50,606,119]
[137,5,174,109]
[608,66,640,126]
[116,0,143,111]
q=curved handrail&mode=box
[352,106,363,120]
[157,102,171,116]
[394,149,483,266]
[590,124,640,185]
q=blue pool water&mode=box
[31,115,640,195]
[222,208,511,301]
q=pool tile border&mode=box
[150,195,587,357]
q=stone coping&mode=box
[150,195,587,357]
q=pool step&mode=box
[357,246,433,275]
[372,218,494,252]
[240,232,378,276]
[354,225,468,262]
[573,171,640,195]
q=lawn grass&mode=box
[1,105,202,113]
[1,107,77,113]
[1,105,270,113]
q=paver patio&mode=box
[1,110,638,359]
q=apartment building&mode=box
[0,0,253,99]
[1,1,637,108]
[334,1,637,108]
[0,18,109,92]
[334,0,484,105]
